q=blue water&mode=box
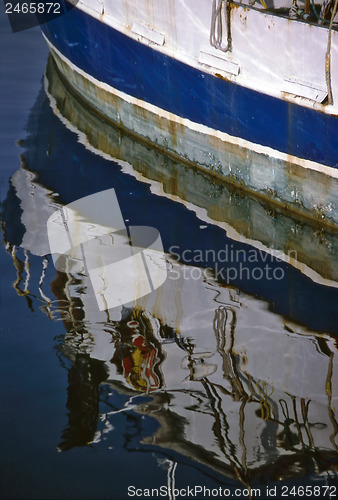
[1,5,338,499]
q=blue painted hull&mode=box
[41,3,338,169]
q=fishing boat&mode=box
[39,0,338,225]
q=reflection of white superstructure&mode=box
[6,165,338,479]
[69,263,338,474]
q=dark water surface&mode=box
[1,6,338,499]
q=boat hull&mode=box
[41,2,338,225]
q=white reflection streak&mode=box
[167,460,177,500]
[38,256,52,304]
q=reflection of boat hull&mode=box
[6,231,338,479]
[3,130,338,484]
[44,53,338,290]
[40,1,338,225]
[5,71,338,333]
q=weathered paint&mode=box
[65,0,338,116]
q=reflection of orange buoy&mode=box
[111,312,165,393]
[122,331,161,392]
[114,318,162,393]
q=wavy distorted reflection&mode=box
[3,208,338,484]
[1,55,338,488]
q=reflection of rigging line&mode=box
[326,352,338,451]
[100,393,150,416]
[278,396,335,472]
[238,399,248,474]
[23,249,30,293]
[53,267,90,347]
[291,396,306,451]
[5,242,61,316]
[301,398,315,450]
[246,372,257,400]
[202,378,242,470]
[256,381,274,421]
[167,460,177,500]
[38,256,54,318]
[212,306,252,478]
[139,312,153,396]
[213,306,236,352]
[279,398,303,452]
[206,285,223,305]
[213,306,246,400]
[64,260,82,332]
[202,379,251,488]
[10,245,29,296]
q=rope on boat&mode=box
[289,0,301,18]
[320,0,336,21]
[325,0,338,104]
[210,0,231,52]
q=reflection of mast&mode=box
[213,305,253,483]
[58,354,108,451]
[202,378,251,488]
[6,243,32,307]
[157,458,177,500]
[51,267,169,448]
[213,305,246,400]
[210,305,251,486]
[176,305,251,488]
